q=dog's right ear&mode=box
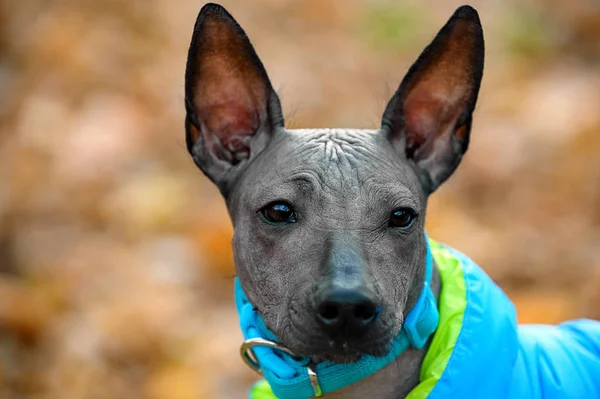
[185,3,283,194]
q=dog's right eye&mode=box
[389,207,417,229]
[260,202,297,224]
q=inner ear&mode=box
[184,3,283,190]
[382,5,484,194]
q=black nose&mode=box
[315,288,380,336]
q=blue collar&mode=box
[235,236,439,399]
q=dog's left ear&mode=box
[382,5,484,194]
[184,3,283,194]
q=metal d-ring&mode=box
[239,337,323,397]
[240,337,298,373]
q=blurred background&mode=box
[0,0,599,398]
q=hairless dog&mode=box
[184,4,600,398]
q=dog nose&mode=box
[315,288,380,336]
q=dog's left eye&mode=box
[260,202,297,224]
[389,208,417,229]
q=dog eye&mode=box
[260,202,297,224]
[389,208,417,229]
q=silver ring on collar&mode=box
[239,338,323,397]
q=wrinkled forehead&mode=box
[233,128,424,205]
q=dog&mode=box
[184,3,600,398]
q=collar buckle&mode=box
[240,338,323,397]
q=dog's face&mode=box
[227,128,427,362]
[185,4,483,362]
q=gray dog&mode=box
[184,3,600,399]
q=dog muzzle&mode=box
[234,233,440,399]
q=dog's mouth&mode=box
[287,330,395,364]
[309,344,391,365]
[282,305,398,364]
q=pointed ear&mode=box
[381,5,484,194]
[185,3,283,194]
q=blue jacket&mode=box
[249,241,600,398]
[425,244,600,399]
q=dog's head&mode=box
[185,3,483,362]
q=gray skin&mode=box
[228,130,442,399]
[228,128,429,357]
[184,4,484,398]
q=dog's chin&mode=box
[312,352,362,364]
[284,318,399,364]
[299,338,393,365]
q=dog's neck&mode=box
[320,261,442,399]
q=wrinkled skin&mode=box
[227,128,428,360]
[184,3,484,397]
